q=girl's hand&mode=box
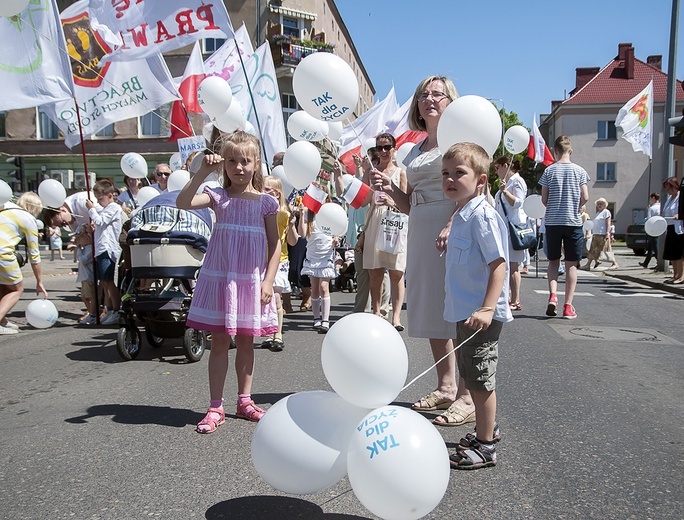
[352,154,363,167]
[260,281,274,305]
[361,156,372,171]
[332,161,342,177]
[193,153,224,179]
[464,310,492,331]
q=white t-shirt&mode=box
[592,208,611,235]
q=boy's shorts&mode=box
[273,260,291,293]
[81,279,95,299]
[456,320,502,392]
[96,252,116,281]
[544,225,584,262]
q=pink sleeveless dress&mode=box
[186,188,278,336]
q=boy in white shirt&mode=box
[441,143,513,470]
[86,180,122,325]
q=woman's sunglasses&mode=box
[376,144,394,152]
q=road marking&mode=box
[534,290,595,297]
[604,291,672,298]
[548,324,682,345]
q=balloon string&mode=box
[401,328,481,392]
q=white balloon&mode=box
[503,125,530,154]
[270,165,294,196]
[169,152,183,171]
[282,141,321,189]
[25,299,59,329]
[522,194,546,219]
[197,76,233,118]
[252,391,370,495]
[167,170,190,192]
[395,142,416,168]
[38,179,67,209]
[362,137,377,156]
[245,120,258,136]
[327,121,344,141]
[0,0,30,17]
[645,215,668,237]
[120,152,148,179]
[321,314,408,409]
[0,179,12,204]
[316,202,348,237]
[293,52,359,123]
[287,110,328,142]
[347,406,450,520]
[582,220,595,232]
[585,236,592,251]
[213,98,245,133]
[437,95,502,157]
[196,180,221,194]
[35,219,44,230]
[137,186,160,207]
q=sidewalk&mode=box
[589,245,684,297]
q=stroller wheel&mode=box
[145,328,165,348]
[116,326,142,361]
[183,328,206,363]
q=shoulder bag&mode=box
[499,193,536,251]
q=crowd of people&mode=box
[2,76,684,472]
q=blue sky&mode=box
[335,0,683,126]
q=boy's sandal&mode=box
[196,407,225,434]
[236,400,266,422]
[458,422,501,449]
[450,441,497,470]
[317,321,329,334]
[433,403,476,427]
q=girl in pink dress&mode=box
[177,131,281,433]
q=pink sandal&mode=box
[236,400,265,422]
[196,407,225,434]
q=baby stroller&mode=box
[116,191,213,362]
[335,247,357,292]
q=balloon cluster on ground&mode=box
[251,314,449,520]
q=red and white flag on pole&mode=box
[341,175,371,209]
[169,41,205,141]
[302,182,328,213]
[527,115,555,166]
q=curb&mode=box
[603,271,684,297]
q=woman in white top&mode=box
[494,157,528,310]
[662,177,683,284]
[583,197,612,270]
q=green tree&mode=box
[491,108,544,194]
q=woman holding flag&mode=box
[372,76,476,427]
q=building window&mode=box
[282,17,301,38]
[203,38,226,54]
[282,93,299,145]
[596,162,616,181]
[95,124,114,138]
[37,108,59,140]
[0,111,5,138]
[598,121,617,140]
[139,104,171,137]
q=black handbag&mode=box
[499,192,536,251]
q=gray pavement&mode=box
[1,247,683,519]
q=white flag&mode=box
[615,80,653,158]
[227,42,287,166]
[88,0,234,62]
[204,23,253,81]
[42,0,179,148]
[338,87,400,156]
[0,0,75,111]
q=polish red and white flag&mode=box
[341,175,371,209]
[169,41,206,141]
[302,182,328,213]
[527,115,555,166]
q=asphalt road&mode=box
[1,249,683,519]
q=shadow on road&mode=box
[64,403,202,427]
[206,495,370,519]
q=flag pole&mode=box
[234,40,269,173]
[73,98,101,324]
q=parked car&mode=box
[625,218,648,255]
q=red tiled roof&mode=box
[562,57,684,106]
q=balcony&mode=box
[269,33,334,68]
